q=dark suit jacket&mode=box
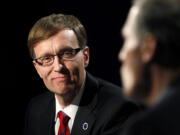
[121,76,180,135]
[24,72,139,135]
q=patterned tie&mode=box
[58,111,70,135]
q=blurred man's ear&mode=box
[141,34,157,64]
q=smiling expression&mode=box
[33,29,89,97]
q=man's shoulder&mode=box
[86,72,123,97]
[30,91,54,103]
[87,73,139,111]
[97,77,122,92]
[85,72,138,108]
[94,76,125,101]
[27,91,54,111]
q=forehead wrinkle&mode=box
[47,32,68,55]
[49,36,59,55]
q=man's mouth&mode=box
[52,76,68,82]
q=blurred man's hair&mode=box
[134,0,180,68]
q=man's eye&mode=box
[44,56,51,60]
[64,51,73,55]
[63,50,74,56]
[42,56,52,62]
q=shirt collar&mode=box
[55,76,86,122]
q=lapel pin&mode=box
[82,122,88,130]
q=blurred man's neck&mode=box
[146,65,180,107]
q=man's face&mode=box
[119,6,151,101]
[33,29,89,97]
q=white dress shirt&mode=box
[54,82,85,135]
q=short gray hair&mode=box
[134,0,180,68]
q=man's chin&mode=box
[54,84,74,93]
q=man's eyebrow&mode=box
[57,47,74,52]
[36,52,53,58]
[37,46,75,58]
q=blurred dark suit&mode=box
[122,76,180,135]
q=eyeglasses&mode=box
[33,48,83,66]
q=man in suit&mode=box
[24,14,138,135]
[118,0,180,135]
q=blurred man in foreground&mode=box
[119,0,180,134]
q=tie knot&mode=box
[58,111,70,126]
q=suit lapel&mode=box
[71,73,99,135]
[71,106,97,135]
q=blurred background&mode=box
[3,0,131,134]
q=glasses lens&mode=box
[36,55,53,66]
[62,48,82,60]
[35,48,82,66]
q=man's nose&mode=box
[53,56,64,72]
[118,48,125,62]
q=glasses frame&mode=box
[33,47,83,66]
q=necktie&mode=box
[58,111,70,135]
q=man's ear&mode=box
[140,34,157,64]
[33,61,43,78]
[83,46,90,67]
